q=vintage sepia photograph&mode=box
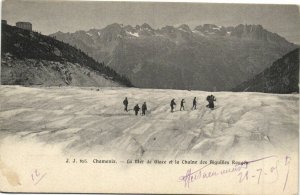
[0,0,299,194]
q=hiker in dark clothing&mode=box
[141,102,147,116]
[180,99,185,111]
[123,97,128,112]
[134,104,140,116]
[192,97,197,110]
[206,95,216,109]
[170,99,176,113]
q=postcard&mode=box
[0,0,299,194]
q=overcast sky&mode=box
[2,0,300,44]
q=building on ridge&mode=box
[16,21,32,31]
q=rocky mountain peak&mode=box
[160,25,176,33]
[194,24,226,35]
[103,23,123,31]
[135,25,141,30]
[124,25,135,33]
[101,23,125,41]
[177,24,192,33]
[230,24,289,44]
[141,23,153,30]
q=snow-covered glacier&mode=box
[0,86,298,160]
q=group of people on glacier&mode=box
[123,94,216,116]
[123,97,148,116]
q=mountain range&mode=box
[1,24,133,87]
[51,23,297,91]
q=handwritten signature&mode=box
[31,169,47,185]
[179,155,291,192]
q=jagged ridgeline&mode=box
[51,23,296,91]
[1,24,133,87]
[233,48,299,93]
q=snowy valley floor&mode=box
[0,85,298,160]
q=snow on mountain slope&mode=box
[51,23,296,90]
[0,86,298,160]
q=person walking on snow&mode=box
[180,99,185,111]
[192,97,197,110]
[123,97,128,112]
[170,99,176,113]
[134,104,140,116]
[206,95,216,109]
[141,102,147,116]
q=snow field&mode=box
[0,86,298,160]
